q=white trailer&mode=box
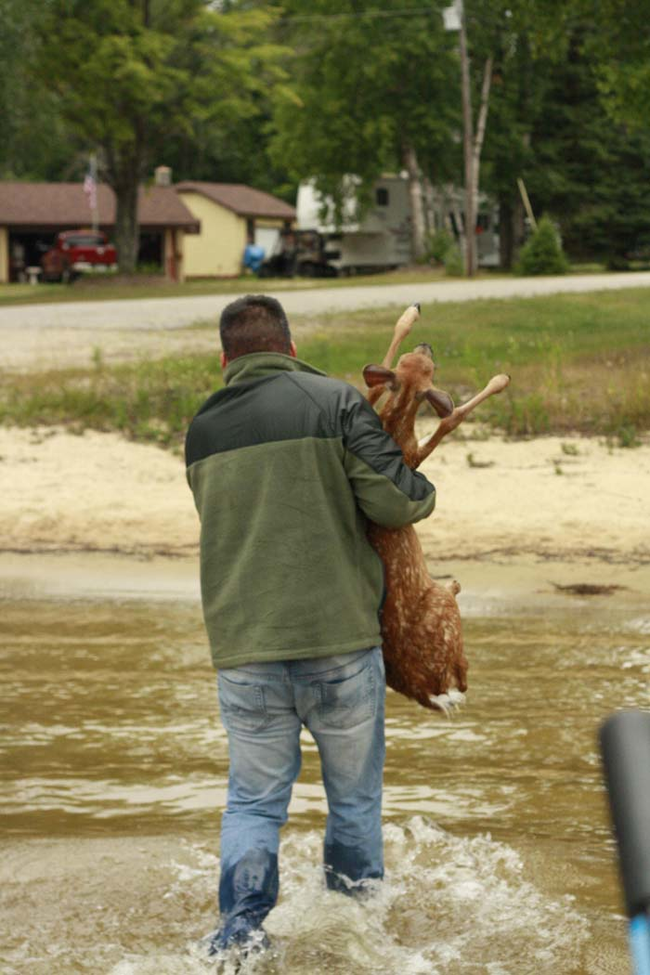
[297,175,500,273]
[296,175,412,274]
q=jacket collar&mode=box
[224,352,326,386]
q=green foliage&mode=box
[425,229,455,265]
[32,0,287,270]
[268,0,459,220]
[590,1,650,133]
[0,0,76,179]
[444,244,465,277]
[522,27,650,265]
[516,216,568,275]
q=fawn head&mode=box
[363,344,455,418]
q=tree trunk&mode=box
[113,177,140,274]
[423,177,436,237]
[512,191,526,265]
[459,5,493,279]
[459,10,474,277]
[470,54,493,235]
[499,197,514,270]
[402,142,427,262]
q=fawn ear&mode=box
[363,364,398,389]
[425,387,454,418]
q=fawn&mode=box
[363,303,510,714]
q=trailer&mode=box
[296,175,412,274]
[297,175,500,273]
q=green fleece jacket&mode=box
[185,353,436,669]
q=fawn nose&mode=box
[413,342,434,359]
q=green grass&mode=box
[1,288,649,446]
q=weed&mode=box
[561,442,580,456]
[616,425,640,448]
[91,346,104,371]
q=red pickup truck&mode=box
[41,229,118,283]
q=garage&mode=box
[0,182,199,283]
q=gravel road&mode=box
[2,270,650,332]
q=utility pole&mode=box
[448,0,493,278]
[458,2,476,277]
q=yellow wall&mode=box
[0,227,8,283]
[178,192,247,277]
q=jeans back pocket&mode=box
[317,656,377,730]
[218,673,268,733]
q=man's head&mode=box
[219,294,296,366]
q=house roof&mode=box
[0,182,200,231]
[176,181,295,220]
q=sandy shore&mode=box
[2,424,647,570]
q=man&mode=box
[185,294,436,958]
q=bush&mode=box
[516,215,569,276]
[444,243,464,277]
[425,228,455,265]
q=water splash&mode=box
[109,817,588,975]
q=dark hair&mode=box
[219,295,292,360]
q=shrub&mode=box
[444,244,464,277]
[425,228,455,265]
[516,215,569,276]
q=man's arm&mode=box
[341,393,435,528]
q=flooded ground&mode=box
[2,554,648,974]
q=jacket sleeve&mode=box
[341,391,436,528]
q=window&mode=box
[376,187,389,207]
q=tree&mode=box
[268,0,459,261]
[516,214,568,274]
[0,0,74,180]
[35,0,285,272]
[496,17,650,266]
[592,0,650,133]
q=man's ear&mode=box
[220,351,228,369]
[362,364,398,389]
[289,340,297,358]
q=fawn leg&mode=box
[415,373,510,466]
[367,303,421,406]
[383,303,420,368]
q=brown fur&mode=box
[363,304,510,712]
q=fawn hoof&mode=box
[428,688,466,717]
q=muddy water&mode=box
[1,557,648,975]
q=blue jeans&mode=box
[214,646,386,949]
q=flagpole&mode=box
[90,153,99,232]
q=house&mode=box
[176,182,296,278]
[0,182,200,283]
